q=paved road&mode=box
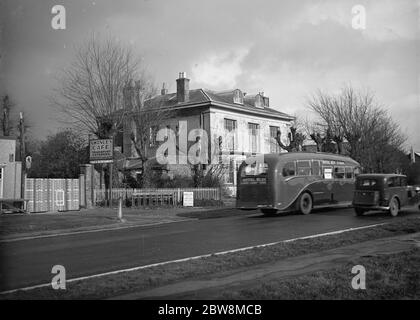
[0,207,418,291]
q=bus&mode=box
[236,152,361,215]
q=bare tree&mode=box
[275,119,306,152]
[1,95,13,136]
[129,95,171,164]
[307,86,406,172]
[52,35,150,139]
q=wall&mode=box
[0,138,22,199]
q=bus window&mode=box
[345,167,353,179]
[282,161,296,177]
[323,166,333,179]
[334,166,345,179]
[297,160,311,176]
[242,162,268,177]
[354,167,361,176]
[312,160,321,176]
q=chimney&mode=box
[161,82,168,95]
[176,72,190,103]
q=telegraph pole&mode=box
[19,112,25,199]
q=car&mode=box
[352,174,420,217]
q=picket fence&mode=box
[93,187,221,206]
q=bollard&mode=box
[118,196,124,221]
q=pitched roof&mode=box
[144,88,294,120]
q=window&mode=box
[270,126,280,153]
[387,177,400,187]
[233,90,244,105]
[334,166,345,179]
[312,160,321,176]
[248,123,260,153]
[282,161,296,177]
[224,119,237,151]
[401,177,407,187]
[242,161,268,177]
[360,179,377,187]
[297,160,311,176]
[9,154,14,162]
[345,167,353,179]
[149,126,159,146]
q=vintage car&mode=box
[353,174,420,217]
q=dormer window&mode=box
[254,94,264,108]
[233,89,244,105]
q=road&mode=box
[0,207,417,291]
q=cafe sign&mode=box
[90,139,113,164]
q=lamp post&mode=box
[19,112,25,199]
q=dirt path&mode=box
[110,232,420,300]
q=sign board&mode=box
[90,139,113,164]
[25,156,32,169]
[183,192,194,207]
[324,168,333,179]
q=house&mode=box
[408,147,420,164]
[0,136,22,199]
[121,72,294,193]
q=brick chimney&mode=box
[161,82,168,95]
[176,72,190,103]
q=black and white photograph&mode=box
[0,0,419,306]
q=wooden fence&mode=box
[93,187,221,207]
[25,178,80,213]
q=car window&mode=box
[401,177,407,186]
[387,177,397,187]
[360,179,377,187]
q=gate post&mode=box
[79,173,86,208]
[80,164,94,209]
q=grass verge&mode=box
[222,248,420,299]
[1,217,419,299]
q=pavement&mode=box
[110,232,420,299]
[1,206,418,292]
[0,206,232,241]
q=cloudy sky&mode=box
[1,0,419,149]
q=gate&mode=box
[25,178,80,213]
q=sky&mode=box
[0,0,419,150]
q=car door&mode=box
[398,176,408,206]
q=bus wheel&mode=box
[261,209,278,216]
[354,207,365,216]
[389,197,399,217]
[298,192,312,215]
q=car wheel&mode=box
[354,207,365,216]
[297,192,312,215]
[389,197,399,217]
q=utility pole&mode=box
[19,112,25,199]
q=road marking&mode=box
[0,218,197,243]
[0,222,386,295]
